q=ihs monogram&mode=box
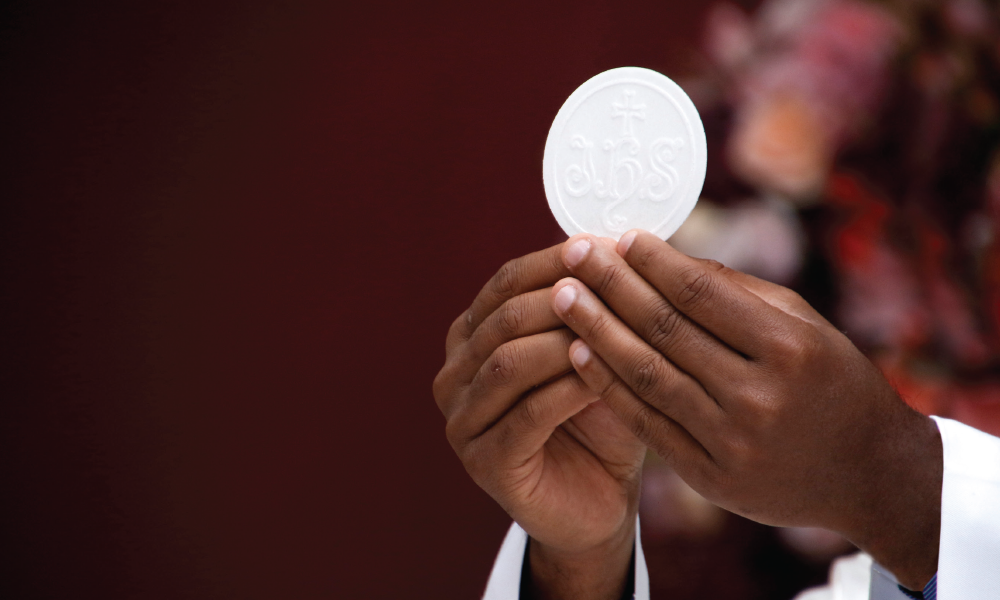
[564,89,684,233]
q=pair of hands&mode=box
[433,231,942,599]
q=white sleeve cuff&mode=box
[869,558,918,600]
[483,418,1000,599]
[930,416,1000,599]
[482,515,649,600]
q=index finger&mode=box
[447,242,570,349]
[616,230,793,358]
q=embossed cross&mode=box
[611,90,646,137]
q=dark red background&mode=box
[1,2,742,597]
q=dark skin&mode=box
[434,231,942,597]
[432,241,645,600]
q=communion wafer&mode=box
[543,67,707,240]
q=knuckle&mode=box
[701,258,727,273]
[432,369,449,409]
[654,441,676,468]
[753,396,784,432]
[774,335,803,361]
[731,384,782,432]
[492,260,521,301]
[770,325,819,367]
[726,386,755,411]
[631,245,658,272]
[778,287,804,306]
[738,447,768,480]
[495,298,525,339]
[446,313,465,340]
[597,263,628,298]
[628,402,667,445]
[675,266,716,313]
[519,393,546,431]
[645,303,685,354]
[444,416,467,451]
[460,438,488,482]
[595,376,622,403]
[445,311,472,352]
[486,342,522,387]
[626,351,665,398]
[733,385,776,417]
[719,432,753,466]
[488,419,516,454]
[584,311,615,341]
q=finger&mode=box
[435,288,566,414]
[558,233,748,392]
[463,288,566,366]
[447,243,570,350]
[616,230,795,358]
[704,262,827,327]
[452,329,576,436]
[477,372,597,467]
[567,338,712,475]
[551,278,725,439]
[439,290,569,414]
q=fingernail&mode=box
[618,230,638,256]
[565,239,591,268]
[571,343,591,367]
[554,285,578,314]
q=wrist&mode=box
[524,517,636,600]
[844,409,942,590]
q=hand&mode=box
[550,230,942,590]
[433,242,646,600]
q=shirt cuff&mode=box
[481,515,649,600]
[870,562,937,600]
[930,416,1000,599]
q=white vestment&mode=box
[482,417,1000,599]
